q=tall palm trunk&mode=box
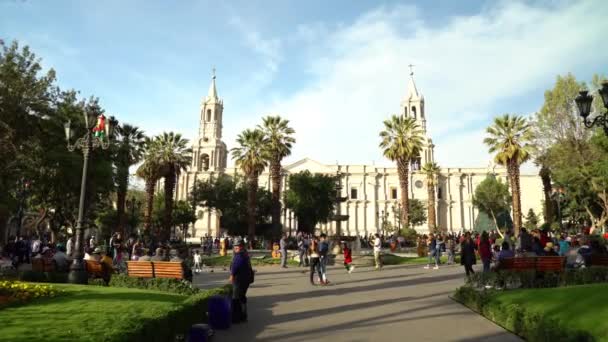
[116,166,128,237]
[397,159,410,229]
[163,168,176,242]
[270,159,282,238]
[144,179,156,234]
[426,176,436,232]
[539,164,554,223]
[247,173,259,249]
[508,161,523,236]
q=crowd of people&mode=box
[416,228,608,277]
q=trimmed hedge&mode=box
[18,270,69,283]
[89,274,201,295]
[453,287,594,342]
[465,266,608,289]
[115,285,232,342]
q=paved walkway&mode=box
[194,263,521,342]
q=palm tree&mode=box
[258,115,295,238]
[136,138,164,235]
[231,129,269,247]
[483,114,535,236]
[379,115,424,229]
[115,124,146,236]
[422,162,441,232]
[154,132,192,241]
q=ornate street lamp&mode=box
[575,81,608,135]
[126,197,142,237]
[64,109,116,284]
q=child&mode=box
[193,250,202,274]
[343,242,355,274]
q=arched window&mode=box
[411,106,417,119]
[206,109,211,122]
[200,154,210,171]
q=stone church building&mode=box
[175,72,544,238]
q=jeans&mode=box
[310,257,322,284]
[232,282,249,322]
[464,264,475,276]
[319,256,328,280]
[280,249,287,267]
[435,249,441,265]
[428,250,437,266]
[298,249,308,267]
[447,250,455,264]
[482,258,491,272]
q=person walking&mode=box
[342,241,355,274]
[279,234,288,268]
[309,237,322,285]
[424,233,439,270]
[319,234,330,284]
[373,233,383,270]
[446,235,456,265]
[460,232,477,277]
[479,231,492,273]
[193,250,202,274]
[229,237,254,323]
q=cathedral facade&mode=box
[175,73,544,238]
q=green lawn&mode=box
[490,284,608,341]
[383,254,460,265]
[1,283,188,342]
[202,254,299,267]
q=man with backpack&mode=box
[229,237,254,323]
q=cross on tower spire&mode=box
[408,64,415,76]
[212,66,216,80]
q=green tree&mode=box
[284,171,337,233]
[524,208,539,230]
[231,129,269,245]
[190,176,272,236]
[153,132,192,241]
[114,124,146,236]
[258,115,295,238]
[136,138,164,234]
[172,200,196,240]
[472,175,512,236]
[484,114,535,236]
[421,162,440,231]
[408,198,427,228]
[379,115,424,229]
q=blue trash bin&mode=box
[187,324,209,342]
[208,295,231,330]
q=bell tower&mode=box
[400,66,434,170]
[193,69,227,172]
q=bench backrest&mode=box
[152,262,184,280]
[591,255,608,266]
[511,257,536,271]
[127,261,154,278]
[536,256,565,272]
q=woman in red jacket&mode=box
[342,242,355,274]
[479,231,492,273]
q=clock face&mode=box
[415,180,424,189]
[203,137,209,142]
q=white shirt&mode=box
[194,254,202,263]
[374,237,382,252]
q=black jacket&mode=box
[460,240,477,266]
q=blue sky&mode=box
[2,0,607,171]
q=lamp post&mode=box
[551,187,566,231]
[575,81,608,135]
[392,202,402,231]
[63,109,116,284]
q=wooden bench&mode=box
[126,261,154,278]
[151,262,184,280]
[32,258,56,272]
[536,256,566,272]
[591,255,608,266]
[499,256,565,272]
[126,261,184,280]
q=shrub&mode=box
[0,280,61,308]
[466,267,608,289]
[18,271,69,283]
[90,274,201,295]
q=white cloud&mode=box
[224,0,608,171]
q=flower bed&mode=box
[0,281,61,309]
